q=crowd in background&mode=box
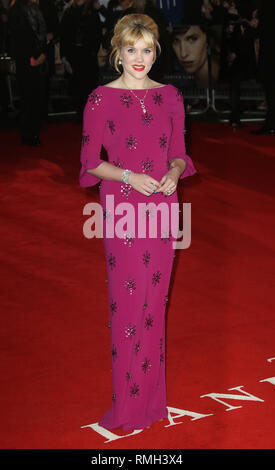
[0,0,274,144]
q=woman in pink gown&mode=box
[79,13,197,432]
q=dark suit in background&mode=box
[257,0,275,131]
[59,1,102,121]
[9,0,47,143]
[38,0,59,117]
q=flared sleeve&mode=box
[79,87,107,187]
[167,86,197,179]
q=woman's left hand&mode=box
[156,167,181,196]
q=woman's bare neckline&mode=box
[101,84,169,90]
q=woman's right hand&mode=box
[30,53,46,67]
[128,173,160,197]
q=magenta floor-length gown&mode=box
[79,83,197,431]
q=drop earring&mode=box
[118,59,122,65]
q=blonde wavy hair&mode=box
[109,14,161,74]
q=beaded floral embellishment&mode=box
[110,300,117,315]
[152,270,161,286]
[152,92,163,106]
[126,371,132,382]
[125,134,138,151]
[142,250,151,267]
[161,228,172,243]
[123,232,135,247]
[120,183,132,198]
[142,205,154,219]
[108,120,115,134]
[159,133,168,150]
[130,383,140,398]
[81,133,90,147]
[112,157,125,168]
[120,93,133,107]
[125,323,137,339]
[88,91,102,110]
[142,357,152,373]
[111,345,117,360]
[124,278,136,295]
[107,253,116,270]
[135,340,141,354]
[160,338,164,364]
[145,314,154,330]
[141,157,154,173]
[141,112,153,127]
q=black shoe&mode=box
[251,126,275,135]
[21,134,41,146]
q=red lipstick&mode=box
[132,65,145,71]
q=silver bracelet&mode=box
[121,169,133,185]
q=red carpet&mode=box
[0,119,275,449]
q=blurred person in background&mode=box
[0,0,9,50]
[38,0,59,117]
[220,0,258,128]
[252,0,275,135]
[103,0,133,32]
[9,0,47,145]
[155,0,185,27]
[0,0,9,52]
[59,0,102,122]
[0,0,10,123]
[201,0,224,25]
[96,1,134,74]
